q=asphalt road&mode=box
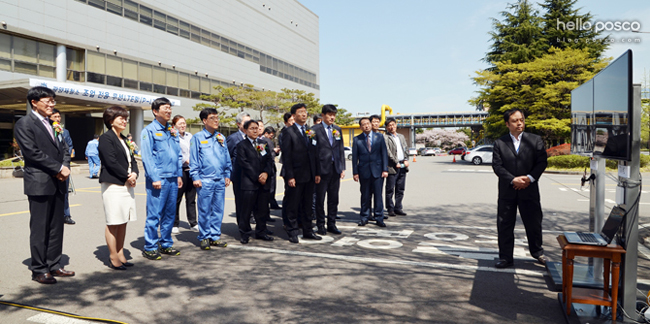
[1,156,650,324]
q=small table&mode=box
[557,235,626,321]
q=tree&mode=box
[277,88,321,116]
[415,129,470,150]
[641,69,650,148]
[540,0,609,59]
[248,89,279,123]
[334,107,355,126]
[484,0,547,67]
[471,47,608,143]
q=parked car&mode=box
[421,147,438,156]
[344,146,352,160]
[464,145,494,165]
[418,147,428,156]
[408,147,418,156]
[448,147,467,158]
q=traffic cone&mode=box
[453,155,456,163]
[413,155,416,162]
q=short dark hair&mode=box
[27,86,55,104]
[151,97,172,113]
[283,112,292,123]
[172,115,185,126]
[321,104,337,115]
[243,119,259,130]
[312,113,322,123]
[199,108,218,121]
[369,114,380,122]
[103,106,129,129]
[263,126,275,135]
[385,118,397,126]
[52,108,61,115]
[503,109,524,123]
[291,103,307,115]
[359,117,371,125]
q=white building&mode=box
[0,0,319,158]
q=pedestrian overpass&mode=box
[390,112,488,128]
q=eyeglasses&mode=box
[206,116,219,121]
[39,99,56,105]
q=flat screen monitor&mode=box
[570,49,632,161]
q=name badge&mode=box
[155,132,163,137]
[260,150,267,156]
[312,139,317,146]
[200,140,208,144]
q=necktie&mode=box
[367,133,372,152]
[302,126,309,145]
[328,125,333,145]
[43,118,55,141]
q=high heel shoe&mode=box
[122,262,134,267]
[109,262,127,270]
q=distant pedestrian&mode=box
[313,113,322,125]
[260,127,281,211]
[172,115,197,234]
[51,108,76,225]
[85,135,100,178]
[140,97,183,260]
[384,118,409,217]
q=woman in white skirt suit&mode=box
[98,106,139,270]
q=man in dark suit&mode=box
[260,126,281,210]
[227,112,251,224]
[313,104,345,235]
[492,108,548,268]
[14,86,75,284]
[278,112,294,225]
[352,117,388,227]
[280,103,321,243]
[51,108,76,225]
[235,120,275,243]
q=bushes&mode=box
[547,154,650,169]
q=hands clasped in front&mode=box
[512,175,530,190]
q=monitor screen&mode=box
[571,79,594,155]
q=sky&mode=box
[298,0,650,116]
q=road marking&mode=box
[0,204,81,217]
[28,313,95,323]
[444,169,492,173]
[374,222,564,234]
[228,244,546,276]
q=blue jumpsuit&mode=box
[190,129,231,242]
[141,120,183,251]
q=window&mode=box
[88,0,105,10]
[166,69,178,87]
[178,72,189,90]
[0,33,11,59]
[166,16,178,35]
[38,65,55,78]
[13,37,37,63]
[189,75,199,92]
[138,63,152,82]
[179,21,190,39]
[200,77,210,93]
[153,66,165,85]
[139,5,152,25]
[106,56,122,77]
[123,0,138,20]
[87,51,106,74]
[153,11,166,31]
[122,59,138,80]
[106,0,122,15]
[190,25,200,43]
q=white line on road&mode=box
[28,313,95,324]
[228,245,546,276]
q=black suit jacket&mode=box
[492,132,547,200]
[226,131,245,162]
[235,138,274,191]
[14,112,70,196]
[279,123,319,183]
[352,132,388,179]
[98,130,139,185]
[313,123,345,176]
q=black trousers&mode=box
[315,169,340,227]
[385,168,407,212]
[360,176,384,221]
[269,167,280,207]
[284,180,314,235]
[28,193,65,274]
[175,169,197,227]
[237,189,269,238]
[497,197,544,262]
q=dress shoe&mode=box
[288,235,299,243]
[255,234,274,241]
[395,210,407,216]
[369,216,376,221]
[495,260,514,268]
[109,263,127,271]
[376,220,387,227]
[316,225,327,235]
[50,268,75,277]
[64,216,76,225]
[536,255,547,265]
[358,220,367,226]
[240,237,250,244]
[327,225,342,235]
[302,232,322,240]
[32,273,56,284]
[265,229,274,235]
[388,211,396,217]
[122,262,134,267]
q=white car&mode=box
[465,145,494,165]
[408,147,418,156]
[344,146,352,160]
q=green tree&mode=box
[641,69,650,148]
[334,107,355,126]
[484,0,547,67]
[471,47,608,143]
[540,0,609,58]
[277,88,321,116]
[248,89,279,123]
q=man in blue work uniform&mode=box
[140,97,183,260]
[85,135,100,178]
[190,108,231,251]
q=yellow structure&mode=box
[340,105,393,147]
